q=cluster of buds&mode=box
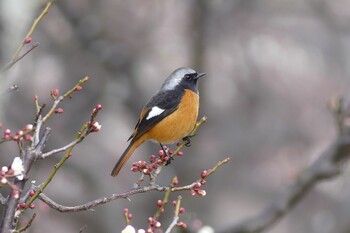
[121,209,147,233]
[2,157,25,181]
[1,166,14,184]
[176,221,187,229]
[2,124,34,142]
[89,104,103,132]
[1,157,25,199]
[131,147,185,175]
[131,160,157,175]
[147,217,161,232]
[124,208,133,222]
[89,121,102,132]
[189,170,209,197]
[17,202,35,210]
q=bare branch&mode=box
[1,2,52,71]
[219,96,350,233]
[40,138,82,159]
[17,213,36,233]
[2,43,39,72]
[36,158,229,212]
[38,185,167,212]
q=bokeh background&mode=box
[1,0,350,232]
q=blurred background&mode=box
[1,0,350,232]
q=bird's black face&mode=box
[180,72,205,93]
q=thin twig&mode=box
[2,2,52,71]
[79,225,87,233]
[42,76,89,124]
[2,43,39,72]
[40,138,81,159]
[172,157,230,192]
[165,195,182,233]
[153,177,176,220]
[17,213,36,233]
[25,106,101,210]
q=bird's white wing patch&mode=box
[146,106,165,120]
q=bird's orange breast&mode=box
[144,89,199,143]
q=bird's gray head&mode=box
[160,67,205,93]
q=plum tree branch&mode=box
[36,157,229,213]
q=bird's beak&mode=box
[195,73,206,80]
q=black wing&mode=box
[129,89,184,141]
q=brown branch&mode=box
[0,127,51,233]
[39,138,82,159]
[17,213,36,233]
[37,158,229,213]
[38,185,167,212]
[219,96,350,233]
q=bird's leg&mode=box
[159,143,173,165]
[182,136,192,147]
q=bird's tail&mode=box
[111,138,144,177]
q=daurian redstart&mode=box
[111,67,205,176]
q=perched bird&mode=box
[111,67,205,176]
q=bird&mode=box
[111,67,205,176]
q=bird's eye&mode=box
[184,74,192,80]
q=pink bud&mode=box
[201,170,208,179]
[29,190,35,196]
[24,37,32,44]
[157,200,163,207]
[4,129,11,136]
[172,177,179,186]
[193,182,201,189]
[177,151,184,156]
[150,155,157,163]
[24,124,33,131]
[52,89,59,97]
[23,134,33,141]
[55,108,64,114]
[75,86,82,91]
[12,135,19,141]
[95,104,102,110]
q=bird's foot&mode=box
[182,136,192,147]
[165,156,174,166]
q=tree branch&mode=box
[2,2,52,71]
[220,96,350,233]
[37,158,229,213]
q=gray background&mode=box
[1,0,350,232]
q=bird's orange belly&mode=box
[145,89,199,143]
